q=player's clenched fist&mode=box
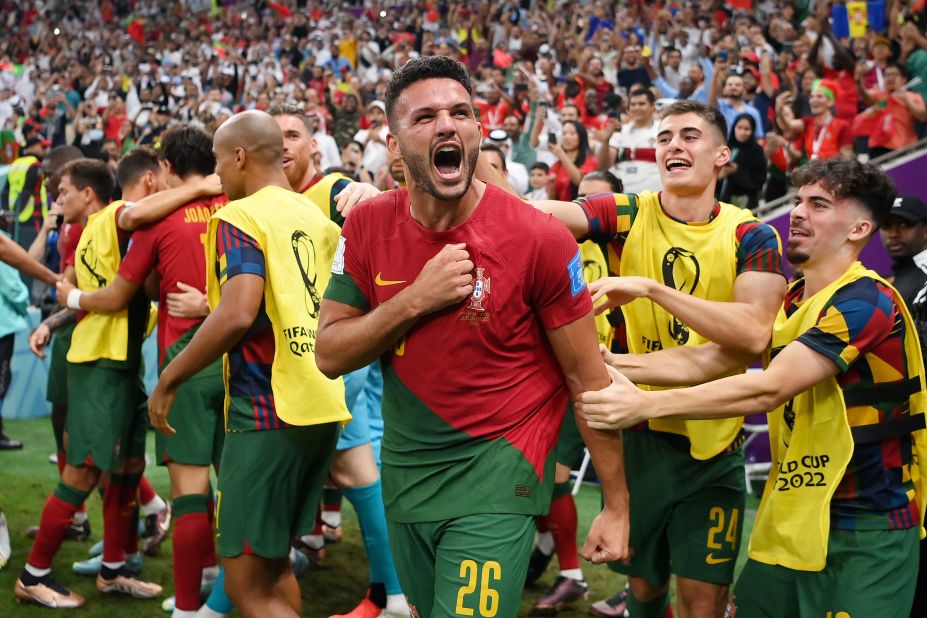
[408,242,474,315]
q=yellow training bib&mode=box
[621,190,757,459]
[749,262,927,571]
[68,201,129,363]
[206,185,350,427]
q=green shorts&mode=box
[730,527,920,617]
[609,429,745,586]
[556,404,586,469]
[387,513,535,618]
[155,372,224,467]
[65,361,148,472]
[215,423,339,559]
[46,322,75,408]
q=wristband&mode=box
[66,289,83,311]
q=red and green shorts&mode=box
[729,527,919,617]
[215,422,339,559]
[387,513,535,618]
[65,360,148,472]
[608,429,745,586]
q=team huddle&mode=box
[9,55,927,618]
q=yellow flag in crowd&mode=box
[847,2,869,38]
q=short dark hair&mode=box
[116,148,160,189]
[479,143,507,172]
[160,125,215,179]
[385,56,474,126]
[530,162,550,173]
[59,158,115,203]
[791,158,897,230]
[629,87,656,105]
[581,170,623,193]
[661,100,728,143]
[267,103,313,133]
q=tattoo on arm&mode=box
[43,308,77,333]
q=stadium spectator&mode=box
[718,113,768,211]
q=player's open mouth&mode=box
[665,158,691,172]
[789,227,811,238]
[282,157,293,169]
[433,142,463,181]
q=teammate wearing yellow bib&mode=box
[148,111,350,618]
[521,101,785,618]
[267,103,410,618]
[578,158,926,618]
[16,155,164,608]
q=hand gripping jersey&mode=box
[205,185,350,428]
[324,184,593,523]
[619,190,767,459]
[750,262,927,571]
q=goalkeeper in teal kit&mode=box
[316,56,629,618]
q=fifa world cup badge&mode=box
[466,268,491,312]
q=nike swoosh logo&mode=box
[375,272,407,286]
[706,554,733,565]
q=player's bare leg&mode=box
[627,576,672,618]
[328,443,408,618]
[224,553,299,618]
[675,577,728,618]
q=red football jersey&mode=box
[118,195,228,363]
[326,184,593,521]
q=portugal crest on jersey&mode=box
[466,268,491,312]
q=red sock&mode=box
[27,493,81,568]
[138,475,156,506]
[173,512,211,610]
[536,514,550,534]
[206,493,215,528]
[312,508,324,535]
[666,606,675,618]
[102,475,139,564]
[124,506,139,555]
[547,492,580,571]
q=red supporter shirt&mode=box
[118,195,228,363]
[801,116,852,161]
[57,221,83,272]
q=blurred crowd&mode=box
[2,0,927,225]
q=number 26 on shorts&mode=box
[455,559,501,617]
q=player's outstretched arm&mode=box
[546,313,630,564]
[603,341,755,387]
[578,340,837,431]
[316,243,474,378]
[530,200,591,240]
[149,272,263,435]
[55,275,139,314]
[118,174,223,231]
[591,270,786,355]
[0,233,58,286]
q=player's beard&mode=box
[284,156,310,192]
[785,241,810,265]
[400,141,478,202]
